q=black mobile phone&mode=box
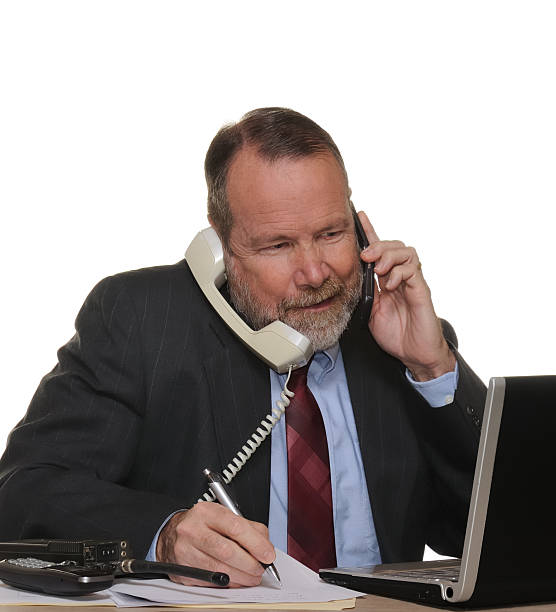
[0,557,114,596]
[351,204,375,327]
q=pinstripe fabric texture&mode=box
[0,261,486,561]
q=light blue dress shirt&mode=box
[267,345,458,566]
[147,347,457,562]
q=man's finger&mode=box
[357,210,379,244]
[159,503,274,587]
[381,262,424,291]
[195,504,275,570]
[371,245,417,275]
[249,520,271,539]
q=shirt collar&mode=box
[310,343,340,384]
[275,343,340,384]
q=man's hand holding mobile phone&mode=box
[356,210,456,381]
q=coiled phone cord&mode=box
[199,365,295,502]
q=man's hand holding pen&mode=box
[156,501,277,588]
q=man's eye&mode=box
[321,231,341,239]
[261,242,289,252]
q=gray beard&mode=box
[226,260,363,353]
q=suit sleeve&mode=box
[0,275,185,557]
[407,319,487,557]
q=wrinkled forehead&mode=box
[226,148,350,221]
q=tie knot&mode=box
[288,360,312,390]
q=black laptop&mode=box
[320,376,556,607]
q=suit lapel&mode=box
[201,321,272,525]
[340,320,415,562]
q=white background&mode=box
[1,1,555,559]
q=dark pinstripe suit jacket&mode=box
[0,261,486,560]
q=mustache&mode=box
[279,278,343,311]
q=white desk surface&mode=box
[1,595,556,612]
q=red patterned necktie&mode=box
[286,362,337,572]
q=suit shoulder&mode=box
[90,260,193,293]
[83,260,203,315]
[108,259,191,284]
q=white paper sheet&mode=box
[109,550,363,607]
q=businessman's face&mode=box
[219,148,361,352]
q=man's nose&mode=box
[292,245,330,288]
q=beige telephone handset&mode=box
[185,228,313,498]
[185,227,313,373]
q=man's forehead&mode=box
[228,146,345,189]
[226,148,348,211]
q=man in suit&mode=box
[0,108,485,588]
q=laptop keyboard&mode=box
[377,565,460,583]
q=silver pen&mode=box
[203,468,281,586]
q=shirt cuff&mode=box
[405,362,459,407]
[145,509,186,561]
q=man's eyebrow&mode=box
[309,217,351,236]
[320,217,351,232]
[249,232,293,247]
